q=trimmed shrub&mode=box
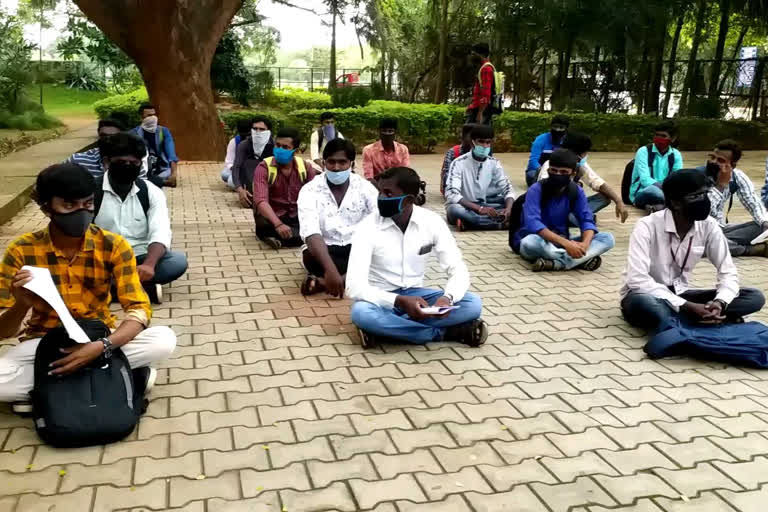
[220,109,288,136]
[263,88,332,111]
[92,87,149,126]
[331,86,373,108]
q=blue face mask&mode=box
[325,168,350,185]
[579,155,588,167]
[472,145,491,159]
[377,195,408,218]
[322,124,336,140]
[273,147,295,165]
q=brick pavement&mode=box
[2,151,768,511]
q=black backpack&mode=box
[30,320,143,448]
[508,181,581,253]
[94,176,150,217]
[621,144,675,205]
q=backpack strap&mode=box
[235,134,241,146]
[646,144,655,179]
[135,179,150,216]
[158,128,164,145]
[477,62,496,95]
[94,176,105,217]
[94,176,149,217]
[667,150,675,173]
[296,157,307,182]
[265,156,307,185]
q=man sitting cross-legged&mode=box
[511,149,615,272]
[68,118,149,180]
[621,169,765,333]
[93,133,188,303]
[0,163,176,413]
[445,124,516,231]
[253,126,318,250]
[346,166,488,348]
[298,138,377,297]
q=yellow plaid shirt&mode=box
[0,225,151,339]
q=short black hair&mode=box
[101,132,147,160]
[663,169,710,206]
[236,119,252,134]
[471,124,494,140]
[551,114,570,127]
[379,117,398,131]
[323,138,356,161]
[252,115,273,131]
[548,148,580,171]
[655,119,678,137]
[715,139,742,163]
[320,111,336,122]
[378,167,421,196]
[34,163,96,205]
[562,132,592,155]
[275,126,301,148]
[461,123,476,137]
[138,103,155,115]
[471,43,490,57]
[98,118,125,132]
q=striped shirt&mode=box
[709,168,768,227]
[68,148,150,180]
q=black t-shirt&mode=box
[143,131,158,156]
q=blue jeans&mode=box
[136,251,188,285]
[633,183,665,209]
[446,199,505,229]
[220,168,236,190]
[519,232,615,270]
[621,288,766,333]
[350,288,483,344]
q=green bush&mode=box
[219,109,288,136]
[331,86,373,108]
[0,99,62,130]
[263,88,332,111]
[92,87,149,126]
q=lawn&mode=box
[23,84,109,120]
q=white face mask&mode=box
[252,129,271,155]
[141,115,158,133]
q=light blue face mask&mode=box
[273,147,295,165]
[472,145,491,159]
[579,155,588,167]
[325,168,350,185]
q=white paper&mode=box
[21,266,90,343]
[751,230,768,245]
[420,306,460,315]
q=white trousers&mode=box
[0,326,176,403]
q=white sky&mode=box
[1,0,361,54]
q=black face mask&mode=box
[51,209,94,238]
[380,133,395,145]
[377,195,408,218]
[684,196,712,221]
[550,129,566,144]
[705,161,721,181]
[543,174,571,192]
[109,161,142,185]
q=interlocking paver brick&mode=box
[334,380,389,399]
[397,494,472,512]
[601,422,676,449]
[595,473,677,504]
[350,474,427,509]
[331,430,397,459]
[717,485,768,511]
[431,442,504,472]
[15,488,93,512]
[654,491,737,511]
[240,463,311,496]
[712,456,768,489]
[0,445,33,472]
[654,462,742,497]
[170,471,240,507]
[369,391,425,412]
[93,480,167,512]
[491,435,563,465]
[598,444,676,474]
[478,459,557,490]
[417,466,493,500]
[203,445,269,476]
[200,407,260,432]
[546,427,619,457]
[531,476,617,512]
[707,413,768,436]
[280,482,357,511]
[232,424,295,449]
[390,424,456,452]
[406,403,469,428]
[542,452,619,482]
[445,418,515,446]
[465,485,549,511]
[135,452,203,484]
[381,374,439,394]
[258,401,316,424]
[585,499,663,511]
[32,444,102,469]
[371,448,442,478]
[308,454,378,488]
[315,396,374,418]
[269,437,335,468]
[226,388,282,411]
[655,417,730,443]
[351,409,412,434]
[293,415,356,441]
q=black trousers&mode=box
[254,213,302,247]
[302,245,352,277]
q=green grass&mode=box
[23,84,109,120]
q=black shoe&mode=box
[358,328,377,349]
[132,367,157,398]
[446,319,488,347]
[264,237,282,250]
[143,283,162,305]
[580,256,603,272]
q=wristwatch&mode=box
[444,294,455,306]
[99,337,113,359]
[713,299,728,312]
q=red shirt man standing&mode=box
[466,43,495,126]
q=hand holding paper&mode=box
[20,266,90,343]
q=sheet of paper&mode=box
[21,265,90,343]
[420,306,460,315]
[751,230,768,245]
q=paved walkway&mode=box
[2,151,768,511]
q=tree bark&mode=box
[646,29,666,115]
[663,14,684,118]
[679,0,708,116]
[708,0,731,99]
[74,0,240,161]
[330,2,337,91]
[433,0,449,103]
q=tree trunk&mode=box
[646,29,666,114]
[708,0,730,99]
[433,0,449,103]
[719,25,749,93]
[638,46,648,113]
[387,53,394,98]
[73,0,239,160]
[679,0,708,116]
[663,14,684,117]
[330,3,337,91]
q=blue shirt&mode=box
[629,144,683,203]
[527,132,562,172]
[132,126,179,170]
[512,182,597,251]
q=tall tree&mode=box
[324,0,349,91]
[678,0,708,116]
[662,13,685,117]
[433,0,449,103]
[708,0,731,100]
[73,0,243,160]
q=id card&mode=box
[672,277,687,296]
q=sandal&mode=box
[532,258,556,272]
[580,256,603,272]
[301,275,318,296]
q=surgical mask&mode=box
[653,136,671,153]
[325,168,350,185]
[109,161,141,185]
[322,124,336,140]
[141,115,158,133]
[550,129,566,144]
[51,208,94,238]
[543,174,571,191]
[685,196,711,221]
[273,147,295,165]
[578,155,588,167]
[252,130,271,155]
[377,195,407,218]
[472,145,491,160]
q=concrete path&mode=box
[2,150,768,511]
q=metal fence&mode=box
[247,66,377,91]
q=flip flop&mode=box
[301,275,318,296]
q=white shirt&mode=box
[93,172,172,256]
[310,129,344,162]
[298,173,378,246]
[346,206,470,308]
[538,160,606,192]
[444,153,515,205]
[222,137,238,173]
[620,209,739,310]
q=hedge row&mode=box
[93,88,149,127]
[263,88,332,111]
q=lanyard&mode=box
[669,235,693,276]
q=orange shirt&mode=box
[361,141,411,179]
